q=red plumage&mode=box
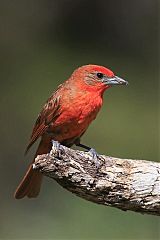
[14,64,127,199]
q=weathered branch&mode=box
[34,143,160,216]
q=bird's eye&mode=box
[97,73,104,79]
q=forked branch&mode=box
[34,143,160,216]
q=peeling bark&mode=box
[33,143,160,216]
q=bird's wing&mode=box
[25,90,61,154]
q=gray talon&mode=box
[52,140,60,149]
[51,140,61,158]
[88,148,100,169]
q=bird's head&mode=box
[71,64,128,94]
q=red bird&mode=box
[14,64,128,199]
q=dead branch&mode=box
[33,142,160,216]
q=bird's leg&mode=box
[76,143,91,151]
[76,143,100,169]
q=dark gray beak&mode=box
[103,76,128,86]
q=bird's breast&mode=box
[51,92,103,141]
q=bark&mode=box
[33,142,160,216]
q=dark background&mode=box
[0,0,159,239]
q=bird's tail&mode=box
[14,164,43,199]
[14,138,52,199]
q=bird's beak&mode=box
[102,76,128,86]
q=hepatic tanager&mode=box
[14,64,128,199]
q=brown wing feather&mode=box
[25,91,61,154]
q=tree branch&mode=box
[33,142,160,216]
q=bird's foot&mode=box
[88,148,100,169]
[51,140,61,158]
[76,143,101,169]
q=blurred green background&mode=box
[0,0,159,239]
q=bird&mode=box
[14,64,128,199]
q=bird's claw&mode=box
[51,140,61,158]
[52,140,60,149]
[88,148,100,169]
